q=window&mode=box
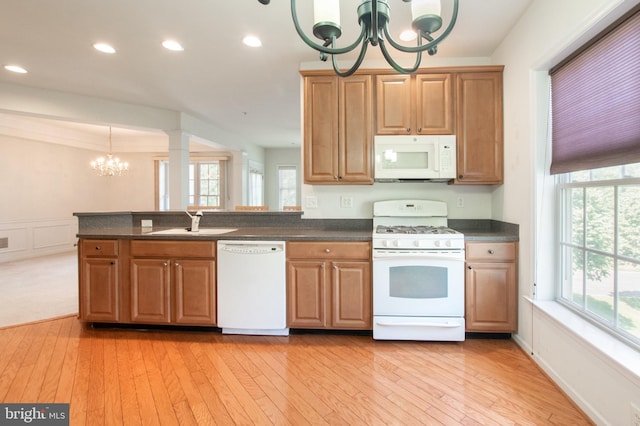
[557,164,640,345]
[156,159,226,210]
[248,161,264,206]
[551,6,640,347]
[278,166,297,210]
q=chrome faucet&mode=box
[185,210,204,232]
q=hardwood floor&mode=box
[0,317,593,425]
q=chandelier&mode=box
[90,126,129,177]
[257,0,458,77]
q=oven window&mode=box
[389,265,448,298]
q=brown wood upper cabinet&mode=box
[455,71,504,184]
[376,73,454,135]
[303,74,373,184]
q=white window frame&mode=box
[556,165,640,348]
[277,165,298,210]
[156,158,227,210]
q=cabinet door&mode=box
[173,259,216,325]
[415,73,454,134]
[339,75,373,183]
[375,74,412,134]
[81,258,119,322]
[304,76,339,183]
[130,258,171,324]
[331,261,372,329]
[465,262,517,332]
[455,72,503,184]
[287,261,327,328]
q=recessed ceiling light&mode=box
[399,30,417,42]
[162,40,184,51]
[93,43,116,54]
[4,65,28,74]
[243,35,262,48]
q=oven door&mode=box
[373,250,464,317]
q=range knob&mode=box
[434,240,442,248]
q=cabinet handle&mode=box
[488,249,495,254]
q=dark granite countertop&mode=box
[74,212,518,242]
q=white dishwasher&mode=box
[216,240,288,336]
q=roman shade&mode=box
[549,6,640,175]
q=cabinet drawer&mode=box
[466,242,516,262]
[287,241,371,260]
[81,239,118,257]
[131,240,216,258]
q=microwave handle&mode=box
[434,144,440,171]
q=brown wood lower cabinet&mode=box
[465,241,518,332]
[287,241,372,330]
[79,239,119,322]
[79,239,216,326]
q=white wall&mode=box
[493,0,640,423]
[0,134,155,262]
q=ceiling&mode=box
[0,0,532,151]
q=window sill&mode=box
[532,300,640,383]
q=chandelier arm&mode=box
[383,0,459,54]
[371,0,379,47]
[290,0,367,56]
[331,39,370,78]
[378,39,423,74]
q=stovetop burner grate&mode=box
[375,225,459,235]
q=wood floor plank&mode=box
[38,315,74,402]
[114,333,142,426]
[0,318,595,425]
[53,317,82,403]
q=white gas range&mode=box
[372,200,466,341]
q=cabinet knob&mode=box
[417,127,422,132]
[325,248,330,253]
[95,246,101,250]
[458,175,463,180]
[468,265,472,270]
[488,249,495,254]
[175,262,180,267]
[406,128,411,133]
[110,261,115,265]
[163,262,169,267]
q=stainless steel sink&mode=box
[149,228,238,236]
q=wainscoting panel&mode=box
[0,218,77,263]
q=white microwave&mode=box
[374,135,457,182]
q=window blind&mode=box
[549,6,640,175]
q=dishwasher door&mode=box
[216,240,288,335]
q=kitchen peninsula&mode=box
[75,210,518,332]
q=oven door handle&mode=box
[375,321,463,328]
[372,253,465,263]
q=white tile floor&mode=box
[0,251,78,328]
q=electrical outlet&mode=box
[141,220,153,228]
[631,403,640,426]
[305,196,318,209]
[456,197,464,208]
[340,196,353,208]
